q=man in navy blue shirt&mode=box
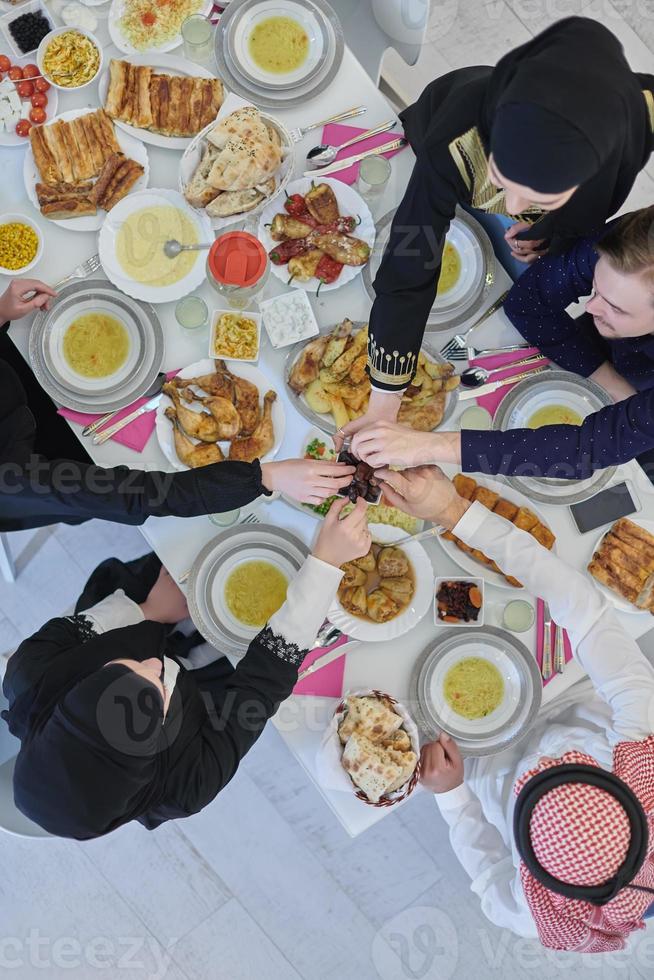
[346,206,654,481]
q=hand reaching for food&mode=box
[334,388,403,451]
[352,423,462,469]
[260,458,355,506]
[375,465,471,530]
[312,497,372,568]
[0,278,57,319]
[140,566,189,624]
[419,733,464,793]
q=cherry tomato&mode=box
[0,55,11,73]
[29,106,46,124]
[22,64,39,79]
[31,92,47,108]
[34,77,50,93]
[16,80,34,98]
[8,66,23,81]
[15,119,32,137]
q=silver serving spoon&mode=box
[306,119,398,168]
[164,240,212,259]
[459,354,546,388]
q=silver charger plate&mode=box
[492,369,617,506]
[187,523,309,655]
[362,206,496,333]
[284,321,459,436]
[28,280,164,415]
[215,0,344,109]
[409,626,542,758]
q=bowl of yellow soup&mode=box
[231,1,324,87]
[45,306,142,394]
[432,217,484,314]
[98,188,214,304]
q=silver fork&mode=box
[440,289,510,360]
[54,254,101,290]
[177,513,261,585]
[288,106,367,143]
[542,601,553,681]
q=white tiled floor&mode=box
[1,3,654,977]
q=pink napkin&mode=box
[320,122,406,184]
[536,598,574,686]
[58,370,179,453]
[293,634,350,698]
[469,348,548,416]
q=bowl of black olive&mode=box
[337,448,382,504]
[1,1,52,58]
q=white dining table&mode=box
[6,16,654,837]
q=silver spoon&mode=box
[459,355,546,388]
[306,119,398,168]
[164,240,213,259]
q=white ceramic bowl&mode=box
[434,576,485,628]
[0,212,43,276]
[37,26,103,91]
[209,309,262,363]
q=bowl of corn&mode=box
[0,214,43,275]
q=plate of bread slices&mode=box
[155,357,286,471]
[100,54,226,151]
[23,107,149,230]
[180,96,292,227]
[587,517,654,615]
[439,474,557,590]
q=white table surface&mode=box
[6,24,654,837]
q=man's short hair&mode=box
[596,206,654,292]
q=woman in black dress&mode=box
[1,497,371,839]
[349,17,654,430]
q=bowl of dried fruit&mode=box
[434,577,484,627]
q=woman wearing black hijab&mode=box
[1,497,371,839]
[347,17,654,430]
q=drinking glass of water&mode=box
[356,155,391,202]
[182,15,214,66]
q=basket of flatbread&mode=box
[179,95,292,230]
[317,690,420,806]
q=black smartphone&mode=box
[569,481,640,535]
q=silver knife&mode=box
[297,640,360,682]
[458,366,549,400]
[302,138,407,177]
[542,601,553,681]
[92,394,162,446]
[82,372,167,437]
[554,621,566,673]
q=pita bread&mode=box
[341,733,404,803]
[207,106,271,148]
[337,695,403,745]
[207,134,281,191]
[206,178,275,217]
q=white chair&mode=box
[329,0,430,87]
[0,534,15,583]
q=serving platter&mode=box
[492,369,617,506]
[107,0,213,54]
[362,206,496,332]
[155,357,286,471]
[258,177,375,294]
[0,54,59,148]
[214,0,344,109]
[588,517,654,615]
[436,474,556,591]
[284,321,459,436]
[23,107,150,232]
[28,279,164,413]
[98,187,213,303]
[409,626,542,757]
[187,523,309,654]
[327,524,434,642]
[97,53,220,151]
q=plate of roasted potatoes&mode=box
[285,318,460,434]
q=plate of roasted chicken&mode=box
[23,107,149,230]
[258,177,375,292]
[328,524,434,642]
[285,318,460,435]
[587,517,654,615]
[155,357,285,471]
[439,474,556,590]
[100,55,225,151]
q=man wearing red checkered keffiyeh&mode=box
[380,466,654,953]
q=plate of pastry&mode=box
[180,98,293,228]
[23,107,149,231]
[328,524,434,642]
[438,474,557,590]
[99,54,225,151]
[155,357,286,471]
[587,517,654,615]
[258,177,375,293]
[107,0,213,55]
[285,318,460,435]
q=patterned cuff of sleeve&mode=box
[64,613,100,643]
[257,625,305,667]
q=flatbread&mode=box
[206,178,274,217]
[337,695,403,744]
[341,733,404,803]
